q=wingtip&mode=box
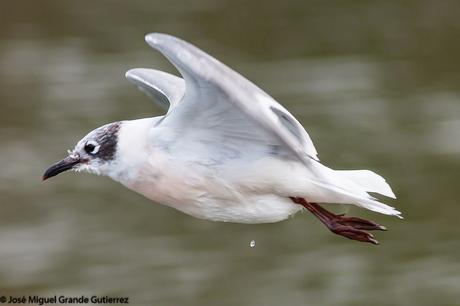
[125,68,144,84]
[145,32,157,44]
[125,68,147,80]
[145,32,173,46]
[125,68,136,80]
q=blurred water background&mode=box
[0,1,459,305]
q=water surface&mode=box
[0,1,459,305]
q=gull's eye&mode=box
[84,141,100,155]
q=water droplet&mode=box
[250,240,256,248]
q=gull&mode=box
[43,33,401,244]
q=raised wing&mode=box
[145,33,319,164]
[126,68,185,112]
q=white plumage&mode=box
[116,33,401,223]
[44,33,401,244]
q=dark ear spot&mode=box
[95,122,121,161]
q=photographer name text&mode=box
[1,295,129,305]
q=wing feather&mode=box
[126,68,185,112]
[145,33,319,163]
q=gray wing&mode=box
[126,68,185,112]
[145,33,319,164]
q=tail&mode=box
[335,169,401,218]
[353,195,402,218]
[336,170,396,199]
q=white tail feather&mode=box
[336,170,396,199]
[310,178,402,218]
[355,197,402,218]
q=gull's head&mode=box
[43,122,122,180]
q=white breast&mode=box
[119,152,302,224]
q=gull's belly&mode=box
[114,150,309,224]
[176,194,303,224]
[123,165,303,224]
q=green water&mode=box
[0,1,459,305]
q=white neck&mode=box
[106,117,159,184]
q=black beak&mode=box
[42,156,81,181]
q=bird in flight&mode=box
[43,33,401,244]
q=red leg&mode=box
[290,197,386,245]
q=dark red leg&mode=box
[290,197,386,245]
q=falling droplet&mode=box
[250,240,256,248]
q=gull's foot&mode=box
[290,197,386,245]
[333,215,387,231]
[328,219,380,245]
